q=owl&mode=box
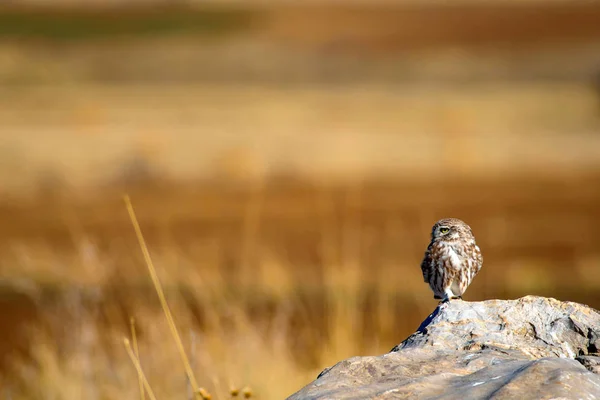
[420,218,483,302]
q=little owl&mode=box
[420,218,483,302]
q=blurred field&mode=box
[1,83,600,196]
[2,176,600,399]
[1,2,600,399]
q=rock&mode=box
[578,356,600,374]
[288,296,600,400]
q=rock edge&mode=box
[288,296,600,400]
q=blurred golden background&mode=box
[1,1,600,398]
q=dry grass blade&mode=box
[130,317,145,400]
[124,195,209,400]
[124,338,158,400]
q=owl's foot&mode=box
[438,296,462,303]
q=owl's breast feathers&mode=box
[444,243,465,271]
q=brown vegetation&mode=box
[1,2,600,398]
[1,174,600,398]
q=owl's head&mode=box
[431,218,474,241]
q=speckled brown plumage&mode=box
[421,218,483,302]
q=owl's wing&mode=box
[420,245,433,283]
[466,243,483,283]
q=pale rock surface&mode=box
[288,296,600,400]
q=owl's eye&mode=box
[439,227,450,234]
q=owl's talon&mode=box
[439,296,461,304]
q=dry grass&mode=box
[2,4,600,398]
[0,177,600,399]
[2,241,397,399]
